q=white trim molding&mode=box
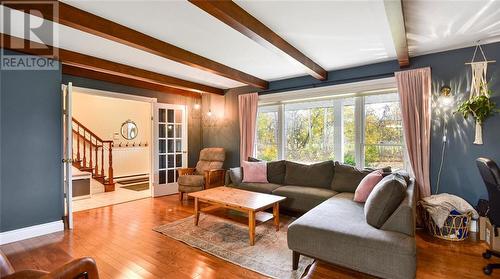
[258,77,397,105]
[0,220,64,245]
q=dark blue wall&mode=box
[258,42,500,205]
[1,50,63,232]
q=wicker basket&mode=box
[419,205,472,241]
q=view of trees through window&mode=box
[255,92,406,169]
[255,111,279,161]
[285,106,334,163]
[364,94,404,169]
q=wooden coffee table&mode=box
[188,187,286,245]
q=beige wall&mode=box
[73,91,151,177]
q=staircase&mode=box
[72,118,115,192]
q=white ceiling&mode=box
[3,0,500,89]
[404,0,500,56]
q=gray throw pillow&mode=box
[229,167,243,186]
[284,161,334,188]
[267,160,286,184]
[364,174,408,228]
[331,162,391,192]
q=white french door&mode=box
[62,82,73,229]
[153,104,188,197]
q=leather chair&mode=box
[177,147,225,201]
[476,158,500,275]
[0,250,99,279]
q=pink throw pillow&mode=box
[242,161,268,183]
[354,170,384,202]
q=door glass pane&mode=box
[176,169,180,180]
[168,154,174,168]
[175,110,182,123]
[159,109,166,122]
[167,109,174,123]
[168,170,174,183]
[176,154,182,167]
[159,170,166,184]
[159,155,166,169]
[159,124,166,138]
[168,140,174,153]
[176,139,182,152]
[159,139,166,154]
[175,125,182,139]
[343,99,356,166]
[167,124,174,138]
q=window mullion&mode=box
[279,104,285,160]
[354,97,365,168]
[333,99,343,163]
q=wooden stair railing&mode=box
[72,118,115,192]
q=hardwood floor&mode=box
[0,195,491,279]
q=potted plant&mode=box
[457,83,499,144]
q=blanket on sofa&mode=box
[418,193,479,228]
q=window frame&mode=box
[254,80,408,170]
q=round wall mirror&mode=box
[121,120,138,140]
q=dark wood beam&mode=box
[1,34,223,95]
[62,65,201,99]
[189,0,327,80]
[2,0,269,89]
[383,0,410,67]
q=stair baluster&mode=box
[71,118,115,192]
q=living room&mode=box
[1,0,500,278]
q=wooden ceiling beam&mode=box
[1,34,222,95]
[383,0,410,67]
[189,0,327,80]
[2,0,269,89]
[62,65,201,99]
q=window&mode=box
[363,94,405,169]
[284,101,334,163]
[254,80,407,170]
[255,107,279,161]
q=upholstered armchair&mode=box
[177,147,226,201]
[0,250,99,279]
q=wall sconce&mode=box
[438,85,454,108]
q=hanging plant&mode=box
[456,83,499,144]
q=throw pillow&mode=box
[284,161,334,188]
[354,170,384,202]
[242,161,268,183]
[331,161,391,192]
[247,157,286,184]
[267,160,286,184]
[364,174,408,228]
[229,167,243,186]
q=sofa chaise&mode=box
[225,160,416,279]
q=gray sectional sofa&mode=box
[225,160,416,279]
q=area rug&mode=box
[121,183,149,191]
[153,214,314,279]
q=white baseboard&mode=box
[0,220,64,245]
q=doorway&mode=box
[63,85,188,217]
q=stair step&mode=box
[79,167,93,172]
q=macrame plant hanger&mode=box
[465,42,496,145]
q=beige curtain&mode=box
[395,67,432,199]
[238,93,259,164]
